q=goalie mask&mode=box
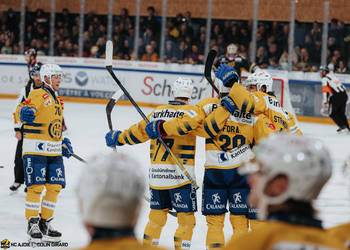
[241,134,332,219]
[76,151,146,228]
[40,63,63,90]
[172,77,194,99]
[226,43,238,59]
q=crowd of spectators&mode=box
[1,7,350,73]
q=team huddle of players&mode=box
[14,45,350,249]
[104,45,349,250]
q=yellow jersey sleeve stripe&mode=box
[129,131,141,144]
[204,120,215,138]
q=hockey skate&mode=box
[9,182,21,192]
[27,217,43,243]
[336,127,350,134]
[39,218,61,242]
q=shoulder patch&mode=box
[267,123,276,130]
[42,93,49,99]
[25,99,31,104]
[187,110,197,118]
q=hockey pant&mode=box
[143,209,195,249]
[329,93,349,129]
[25,183,62,220]
[14,137,24,184]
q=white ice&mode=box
[0,99,350,250]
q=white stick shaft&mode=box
[111,89,124,101]
[105,40,113,66]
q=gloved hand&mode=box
[215,64,239,87]
[62,137,73,158]
[145,120,166,139]
[221,96,238,114]
[20,107,36,123]
[105,130,123,147]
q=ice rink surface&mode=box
[0,99,350,249]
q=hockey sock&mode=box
[143,209,168,246]
[206,214,225,250]
[25,185,44,220]
[41,184,62,220]
[229,214,249,239]
[174,212,195,249]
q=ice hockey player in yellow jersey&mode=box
[147,76,276,249]
[15,64,74,243]
[105,77,203,250]
[75,151,167,250]
[215,64,302,134]
[225,134,345,250]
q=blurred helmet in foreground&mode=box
[76,151,146,228]
[172,77,194,99]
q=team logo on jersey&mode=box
[36,142,45,151]
[56,168,63,178]
[48,119,62,141]
[42,93,49,99]
[174,192,182,203]
[24,99,31,104]
[218,152,229,163]
[233,192,242,203]
[40,168,46,177]
[44,98,52,107]
[75,71,88,86]
[212,193,221,204]
[267,123,276,130]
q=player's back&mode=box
[225,221,345,250]
[196,97,271,170]
[252,91,290,133]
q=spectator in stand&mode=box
[336,59,348,73]
[1,38,12,54]
[256,46,269,68]
[164,40,178,63]
[185,43,202,64]
[141,44,158,62]
[310,21,322,42]
[142,27,154,47]
[296,47,311,71]
[268,57,280,70]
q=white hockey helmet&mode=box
[244,71,273,92]
[76,151,146,228]
[243,134,332,218]
[172,77,194,99]
[40,63,63,88]
[212,70,230,94]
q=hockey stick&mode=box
[106,89,124,131]
[62,145,87,163]
[204,50,219,95]
[105,40,199,190]
[106,89,124,151]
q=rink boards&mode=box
[0,54,350,123]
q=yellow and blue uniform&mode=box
[228,84,302,134]
[225,212,346,250]
[117,100,204,250]
[15,85,65,221]
[328,222,350,248]
[161,97,275,249]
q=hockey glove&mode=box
[215,64,239,87]
[145,120,166,139]
[221,96,239,114]
[62,137,73,158]
[105,130,123,147]
[20,107,36,123]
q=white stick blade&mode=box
[105,40,113,67]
